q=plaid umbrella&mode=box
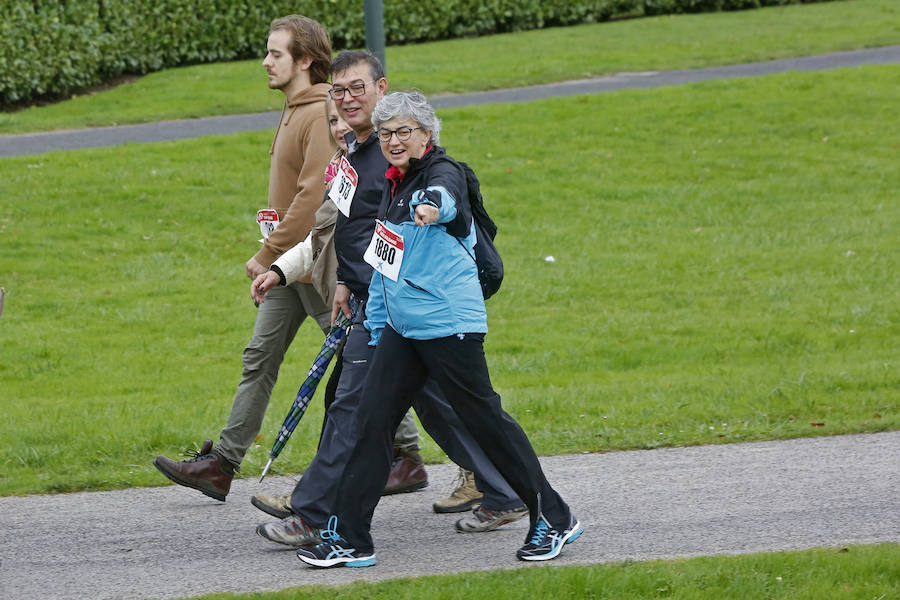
[259,310,352,482]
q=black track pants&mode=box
[332,325,572,553]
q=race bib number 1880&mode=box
[363,220,404,281]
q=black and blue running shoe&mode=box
[295,516,376,568]
[516,513,583,561]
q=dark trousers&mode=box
[292,322,522,526]
[292,322,372,528]
[318,343,343,449]
[332,326,571,553]
[414,393,523,512]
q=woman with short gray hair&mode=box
[295,90,583,569]
[371,89,440,145]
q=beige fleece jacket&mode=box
[253,82,334,268]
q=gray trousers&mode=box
[292,321,522,529]
[393,411,420,452]
[215,282,330,468]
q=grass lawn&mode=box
[191,543,900,600]
[1,64,897,497]
[0,0,898,133]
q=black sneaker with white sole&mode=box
[516,513,583,561]
[295,516,376,568]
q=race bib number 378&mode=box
[363,220,404,281]
[327,156,358,217]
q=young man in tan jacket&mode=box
[154,15,335,501]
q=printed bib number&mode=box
[363,220,404,281]
[257,209,280,241]
[327,156,358,217]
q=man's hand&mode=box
[331,283,351,325]
[251,271,281,304]
[245,257,266,280]
[414,203,439,227]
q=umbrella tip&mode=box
[259,457,274,483]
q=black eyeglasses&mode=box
[377,126,423,143]
[330,79,377,100]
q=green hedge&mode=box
[2,0,638,106]
[1,0,828,106]
[642,0,822,17]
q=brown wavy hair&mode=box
[269,15,332,85]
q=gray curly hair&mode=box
[371,90,441,145]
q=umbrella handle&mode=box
[259,457,274,483]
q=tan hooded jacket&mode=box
[253,82,334,269]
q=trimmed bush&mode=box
[643,0,824,16]
[1,0,831,106]
[3,0,638,106]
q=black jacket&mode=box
[378,145,471,238]
[334,132,389,300]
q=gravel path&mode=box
[1,431,898,600]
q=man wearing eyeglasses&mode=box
[327,52,431,495]
[255,51,526,549]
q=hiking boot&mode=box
[251,492,294,519]
[153,440,233,501]
[433,467,483,513]
[382,448,428,495]
[455,504,529,533]
[256,514,321,547]
[516,513,583,561]
[295,516,376,568]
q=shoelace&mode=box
[528,519,550,546]
[449,468,470,495]
[181,448,213,463]
[320,515,342,543]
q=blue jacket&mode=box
[364,146,487,344]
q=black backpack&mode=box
[456,162,503,300]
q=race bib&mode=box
[363,220,404,282]
[257,209,280,241]
[327,156,358,217]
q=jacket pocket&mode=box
[403,278,436,296]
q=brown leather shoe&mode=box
[153,440,233,501]
[382,448,428,495]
